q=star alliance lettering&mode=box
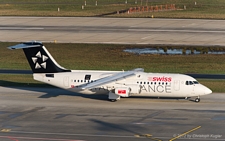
[141,84,171,93]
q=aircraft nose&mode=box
[204,87,212,95]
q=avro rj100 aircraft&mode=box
[8,41,212,102]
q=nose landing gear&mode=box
[194,96,200,103]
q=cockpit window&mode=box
[186,81,192,85]
[193,81,199,84]
[186,81,199,85]
[186,81,189,85]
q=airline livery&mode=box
[8,41,212,102]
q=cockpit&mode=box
[186,81,199,85]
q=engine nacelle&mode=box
[115,87,130,97]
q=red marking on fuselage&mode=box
[118,90,126,94]
[148,76,172,82]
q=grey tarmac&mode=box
[0,17,225,46]
[0,86,224,141]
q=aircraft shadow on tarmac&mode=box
[0,80,193,102]
[90,119,144,135]
[0,80,108,101]
[89,119,180,140]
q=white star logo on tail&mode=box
[32,51,48,69]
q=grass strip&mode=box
[0,0,225,19]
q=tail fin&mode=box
[8,41,71,73]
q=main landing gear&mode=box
[108,91,120,102]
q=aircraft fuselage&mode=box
[34,71,211,98]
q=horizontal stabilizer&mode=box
[8,41,43,50]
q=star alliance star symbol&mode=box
[32,51,48,69]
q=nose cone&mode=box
[204,87,212,95]
[197,84,212,96]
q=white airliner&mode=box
[8,41,212,102]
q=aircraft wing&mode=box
[80,68,144,89]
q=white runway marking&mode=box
[0,27,44,30]
[0,135,84,141]
[9,131,135,138]
[129,29,225,33]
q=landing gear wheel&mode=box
[194,98,200,103]
[110,99,117,102]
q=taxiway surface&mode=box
[0,86,224,141]
[1,17,225,46]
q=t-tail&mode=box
[8,41,71,73]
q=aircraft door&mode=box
[186,81,195,96]
[173,80,180,91]
[63,76,69,87]
[192,84,195,95]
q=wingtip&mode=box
[133,68,144,72]
[7,46,14,50]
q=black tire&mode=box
[195,98,200,103]
[110,99,116,102]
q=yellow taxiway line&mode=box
[169,126,201,141]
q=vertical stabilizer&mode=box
[8,41,71,73]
